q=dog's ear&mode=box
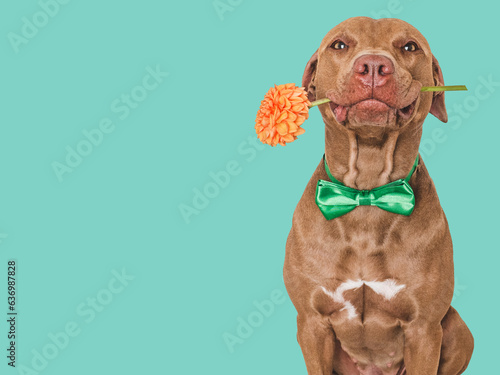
[302,49,318,102]
[429,54,448,123]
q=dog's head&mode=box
[303,17,447,139]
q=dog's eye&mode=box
[331,40,347,50]
[403,42,418,52]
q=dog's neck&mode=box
[324,125,421,190]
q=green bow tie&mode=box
[315,155,419,220]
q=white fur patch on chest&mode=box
[321,279,406,319]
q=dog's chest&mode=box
[315,277,409,365]
[304,213,415,324]
[321,278,405,320]
[305,210,409,281]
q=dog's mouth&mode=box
[328,95,418,127]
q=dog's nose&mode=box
[353,54,394,88]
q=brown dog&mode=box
[283,17,473,375]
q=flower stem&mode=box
[308,85,467,108]
[420,85,467,92]
[308,98,332,108]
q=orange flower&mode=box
[255,83,310,146]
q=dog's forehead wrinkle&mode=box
[392,32,423,44]
[325,17,430,51]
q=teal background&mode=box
[0,0,497,374]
